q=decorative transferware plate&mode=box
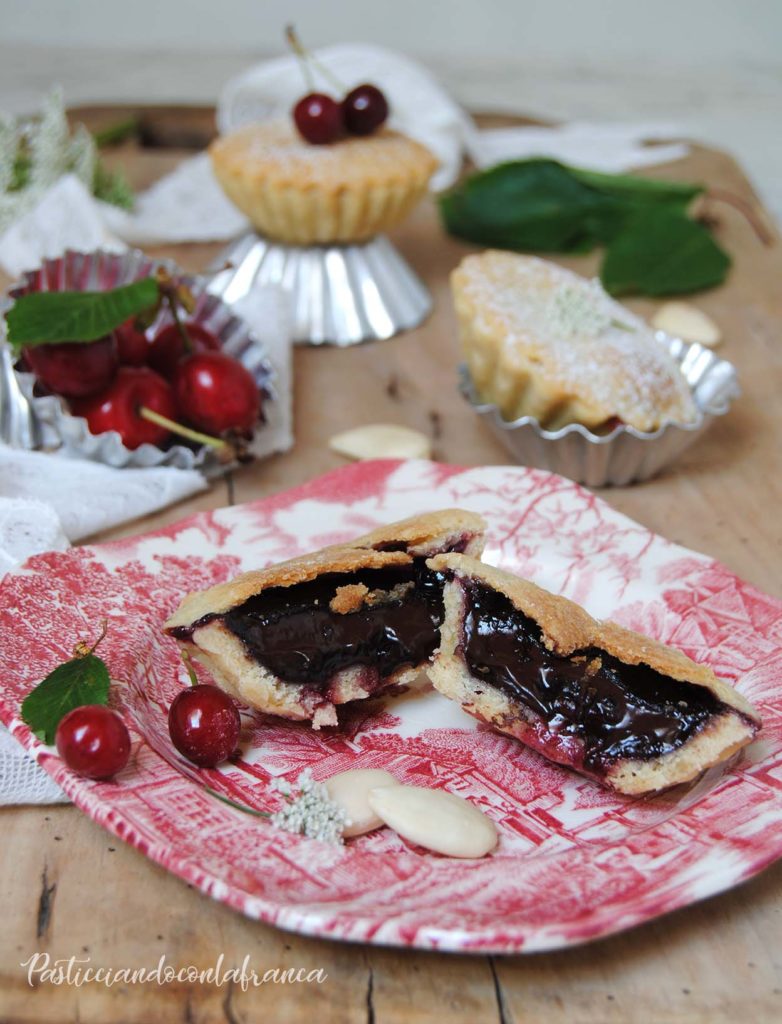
[0,460,779,953]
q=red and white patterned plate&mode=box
[1,460,781,953]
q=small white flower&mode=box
[543,280,634,341]
[270,777,292,797]
[270,770,348,846]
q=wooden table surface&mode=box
[2,111,782,1023]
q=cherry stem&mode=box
[138,406,228,452]
[167,293,192,354]
[703,188,774,247]
[180,649,199,687]
[204,785,271,819]
[285,24,344,94]
[73,619,109,659]
[285,24,315,92]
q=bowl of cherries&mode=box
[5,248,275,473]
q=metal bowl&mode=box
[459,331,739,487]
[3,248,276,476]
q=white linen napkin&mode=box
[465,120,690,174]
[0,445,207,551]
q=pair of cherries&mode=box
[294,84,388,145]
[57,684,240,780]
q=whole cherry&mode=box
[168,684,241,768]
[293,92,343,145]
[342,84,389,136]
[23,335,118,399]
[115,317,149,366]
[148,322,220,379]
[55,705,131,780]
[173,351,261,436]
[71,366,176,449]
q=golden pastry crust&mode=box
[337,508,487,559]
[210,120,438,244]
[427,554,760,794]
[165,509,486,630]
[451,251,698,432]
[165,546,408,631]
[164,510,486,728]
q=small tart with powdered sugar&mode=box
[426,553,760,796]
[452,251,698,433]
[210,119,438,244]
[164,511,485,729]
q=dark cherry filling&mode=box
[173,562,445,691]
[461,581,728,772]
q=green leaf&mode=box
[440,159,617,253]
[6,278,159,350]
[21,653,110,745]
[600,210,731,296]
[570,166,702,209]
[438,159,703,256]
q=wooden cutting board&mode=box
[1,106,781,1024]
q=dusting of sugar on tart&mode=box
[452,251,698,433]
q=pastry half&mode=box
[209,120,438,244]
[165,510,485,728]
[451,251,698,432]
[426,554,761,795]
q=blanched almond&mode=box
[329,424,432,461]
[368,785,498,858]
[651,301,722,347]
[325,769,399,837]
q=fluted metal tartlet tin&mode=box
[211,231,432,346]
[1,249,275,475]
[460,332,739,487]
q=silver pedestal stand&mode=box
[210,232,432,346]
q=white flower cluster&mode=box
[544,279,631,340]
[270,770,349,846]
[0,89,97,234]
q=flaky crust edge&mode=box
[181,618,421,730]
[165,509,486,630]
[426,555,761,795]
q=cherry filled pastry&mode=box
[164,511,486,728]
[426,554,761,795]
[164,510,760,793]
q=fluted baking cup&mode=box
[211,232,432,346]
[459,332,739,487]
[3,249,275,475]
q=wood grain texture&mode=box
[2,110,781,1023]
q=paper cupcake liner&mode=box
[3,249,276,476]
[211,232,432,346]
[459,332,739,487]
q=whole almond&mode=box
[368,785,498,858]
[325,769,399,837]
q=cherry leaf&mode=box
[21,653,111,745]
[5,278,159,350]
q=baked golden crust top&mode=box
[210,120,438,192]
[335,508,486,556]
[451,251,698,432]
[165,509,486,631]
[428,553,761,723]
